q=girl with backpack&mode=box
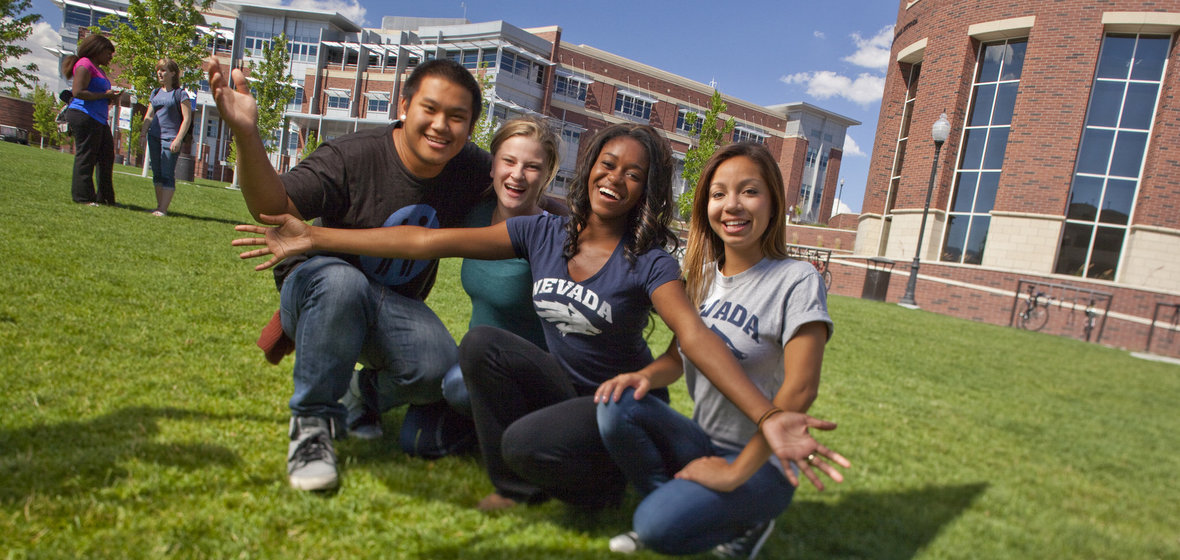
[142,58,192,216]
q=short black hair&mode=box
[401,59,482,125]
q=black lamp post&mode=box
[899,112,951,308]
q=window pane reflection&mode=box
[1110,131,1147,177]
[964,216,990,265]
[993,83,1017,126]
[983,127,1009,169]
[1120,82,1158,130]
[941,215,969,262]
[1055,223,1093,276]
[951,172,978,213]
[970,84,995,126]
[1076,128,1114,175]
[974,172,1000,213]
[1096,35,1135,79]
[1086,80,1123,128]
[1099,179,1136,225]
[1131,36,1169,80]
[959,129,986,170]
[1067,175,1102,221]
[1088,227,1123,280]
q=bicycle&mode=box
[1017,285,1052,331]
[1083,298,1097,342]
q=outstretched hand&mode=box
[760,411,851,491]
[232,214,314,270]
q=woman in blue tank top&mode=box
[60,33,121,206]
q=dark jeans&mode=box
[459,326,625,507]
[66,109,115,204]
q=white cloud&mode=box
[10,21,65,94]
[240,0,367,26]
[813,30,826,39]
[843,25,894,70]
[842,134,866,157]
[780,71,885,107]
[831,199,853,217]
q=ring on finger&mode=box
[806,453,817,464]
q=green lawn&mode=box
[1,141,1176,559]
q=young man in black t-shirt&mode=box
[207,58,489,491]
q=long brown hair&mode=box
[62,33,114,79]
[683,142,788,306]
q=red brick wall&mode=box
[781,136,808,210]
[0,94,36,144]
[827,257,1180,358]
[875,0,1180,228]
[818,147,843,223]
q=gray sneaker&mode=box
[713,519,775,559]
[343,368,383,440]
[287,416,338,491]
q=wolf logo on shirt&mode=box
[535,300,602,336]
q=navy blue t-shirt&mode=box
[506,214,682,393]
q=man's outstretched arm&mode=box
[205,57,302,221]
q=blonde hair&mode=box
[155,58,181,89]
[683,142,788,306]
[489,115,561,191]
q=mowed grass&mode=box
[0,141,1176,559]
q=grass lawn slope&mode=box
[1,142,1176,559]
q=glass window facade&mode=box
[554,76,588,102]
[326,93,349,110]
[676,109,703,135]
[941,39,1026,265]
[1055,34,1170,280]
[732,127,766,144]
[614,91,653,122]
[884,63,921,216]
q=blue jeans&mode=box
[148,135,180,189]
[597,389,795,555]
[279,256,457,427]
[442,362,471,417]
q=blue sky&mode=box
[17,0,900,213]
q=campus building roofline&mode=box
[215,0,362,32]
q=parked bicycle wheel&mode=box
[1020,305,1049,331]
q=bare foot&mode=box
[476,492,518,511]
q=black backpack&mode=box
[150,87,194,142]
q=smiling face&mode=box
[394,75,474,178]
[491,135,550,218]
[707,155,773,268]
[587,136,649,225]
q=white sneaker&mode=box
[609,531,642,554]
[287,416,338,491]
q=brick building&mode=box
[847,0,1180,357]
[49,0,858,224]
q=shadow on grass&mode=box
[110,202,245,226]
[0,406,257,502]
[779,482,990,558]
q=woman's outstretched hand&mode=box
[760,411,851,490]
[232,213,314,270]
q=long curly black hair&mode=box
[562,123,678,265]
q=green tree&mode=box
[300,130,321,160]
[468,63,496,151]
[677,89,734,219]
[31,83,68,147]
[246,33,294,153]
[0,0,40,93]
[97,0,212,100]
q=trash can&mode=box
[176,153,195,182]
[862,257,895,301]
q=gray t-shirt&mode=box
[682,257,833,472]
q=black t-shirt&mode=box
[277,122,491,300]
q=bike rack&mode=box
[786,244,833,289]
[1145,302,1180,353]
[1009,279,1114,342]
